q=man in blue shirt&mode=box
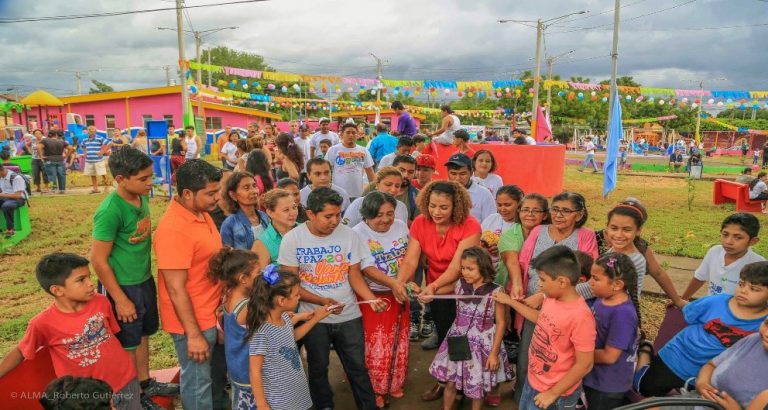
[83,125,108,193]
[392,101,418,137]
[367,123,398,166]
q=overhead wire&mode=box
[548,0,699,34]
[0,0,269,23]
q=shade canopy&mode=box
[20,90,64,107]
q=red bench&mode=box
[0,347,178,409]
[713,179,762,212]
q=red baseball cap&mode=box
[416,154,436,169]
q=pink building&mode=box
[57,85,281,132]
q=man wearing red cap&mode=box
[413,154,437,190]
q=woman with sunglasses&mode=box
[512,191,598,402]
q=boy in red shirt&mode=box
[494,245,596,410]
[0,253,140,410]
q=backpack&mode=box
[10,172,31,206]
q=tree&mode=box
[89,80,114,94]
[599,76,641,87]
[200,46,274,88]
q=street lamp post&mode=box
[500,10,586,139]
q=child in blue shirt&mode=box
[634,261,768,398]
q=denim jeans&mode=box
[514,319,536,402]
[0,198,24,230]
[44,161,66,191]
[170,327,218,410]
[31,158,48,186]
[518,379,582,410]
[302,317,377,410]
[580,154,598,171]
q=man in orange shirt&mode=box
[154,160,224,410]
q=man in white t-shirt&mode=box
[278,187,385,410]
[378,136,414,169]
[444,153,495,222]
[309,117,340,159]
[299,157,351,211]
[324,123,375,200]
[578,136,599,172]
[293,124,312,187]
[682,213,765,298]
[0,163,27,237]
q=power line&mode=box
[554,21,768,33]
[0,0,269,24]
[555,0,647,25]
[549,0,698,34]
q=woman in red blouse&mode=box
[396,180,481,402]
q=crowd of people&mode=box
[0,103,767,410]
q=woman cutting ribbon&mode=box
[352,191,414,407]
[396,180,481,402]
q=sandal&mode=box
[484,393,502,407]
[90,189,101,194]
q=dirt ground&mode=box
[327,337,518,410]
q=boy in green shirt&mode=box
[91,147,178,408]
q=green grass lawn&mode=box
[0,168,765,368]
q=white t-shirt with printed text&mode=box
[352,220,410,293]
[277,223,367,324]
[325,144,374,198]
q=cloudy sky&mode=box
[0,0,766,97]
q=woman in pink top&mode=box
[513,191,598,402]
[396,180,481,402]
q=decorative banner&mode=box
[622,115,678,124]
[188,62,767,112]
[711,90,751,100]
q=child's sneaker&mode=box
[420,320,434,338]
[141,378,180,397]
[421,333,439,350]
[409,321,420,341]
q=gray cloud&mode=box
[0,0,766,97]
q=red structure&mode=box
[432,143,566,197]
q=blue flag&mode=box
[603,87,622,197]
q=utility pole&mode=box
[56,69,100,95]
[207,48,212,88]
[607,0,620,130]
[531,19,543,138]
[545,50,574,116]
[158,23,237,126]
[162,66,172,86]
[500,10,586,139]
[195,32,202,87]
[174,0,190,126]
[369,52,387,124]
